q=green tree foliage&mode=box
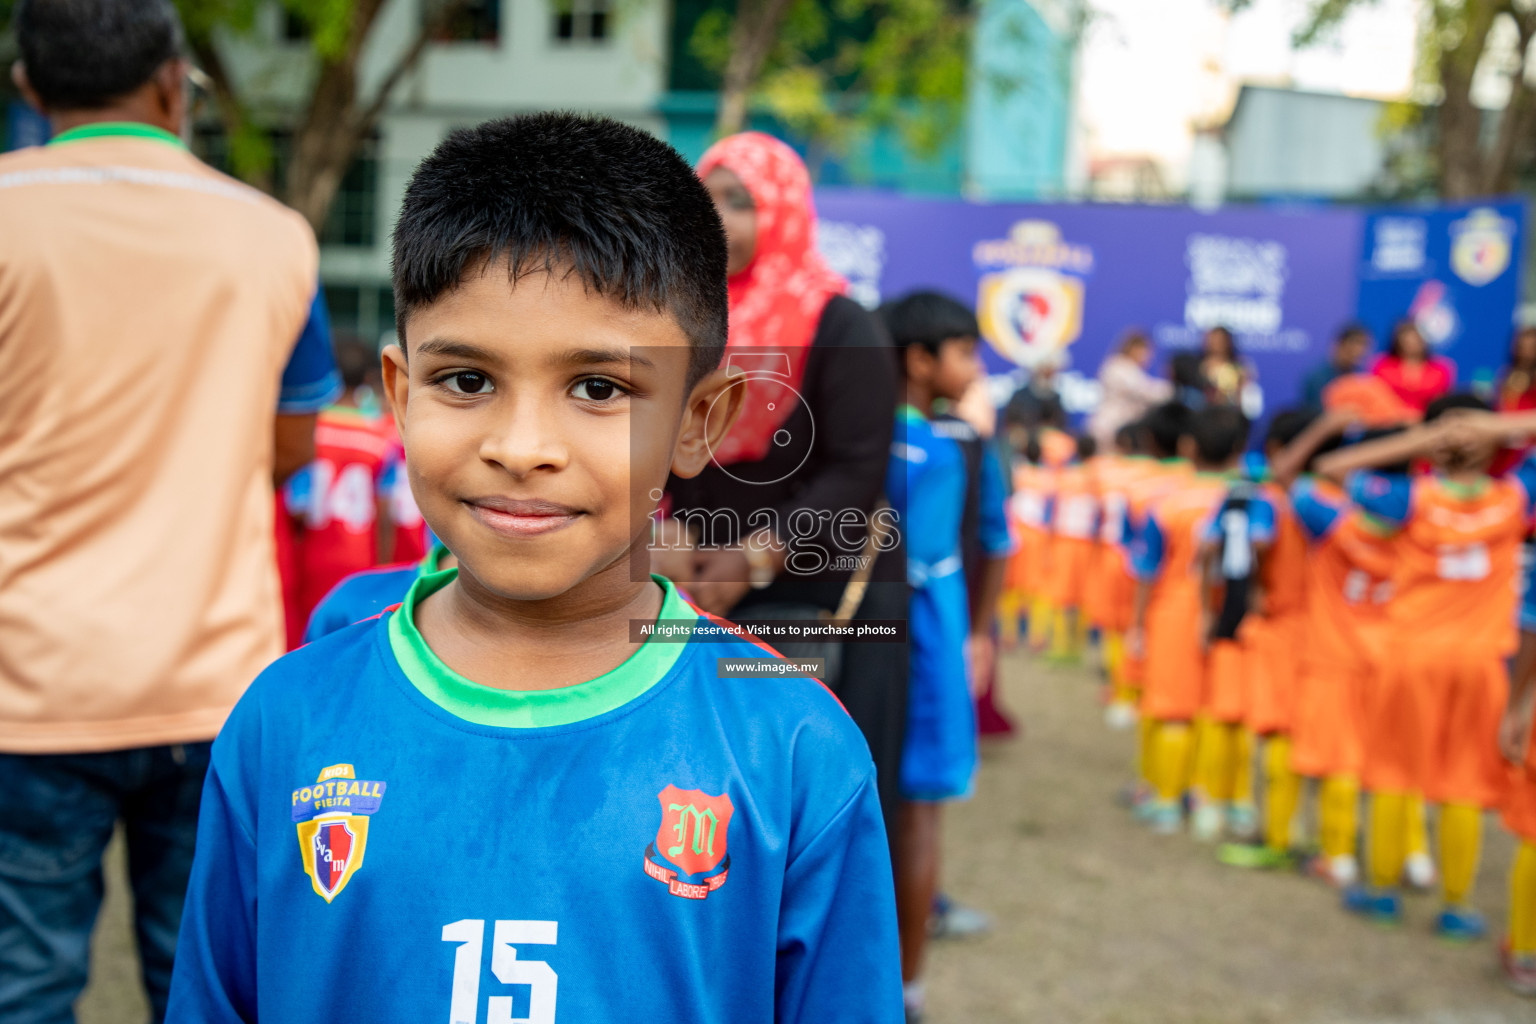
[691,0,972,163]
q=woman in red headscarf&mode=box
[664,130,903,843]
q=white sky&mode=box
[1077,0,1420,180]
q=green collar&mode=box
[1439,476,1490,499]
[47,122,185,149]
[387,568,691,728]
[898,403,927,423]
[417,543,450,577]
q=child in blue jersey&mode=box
[302,543,453,643]
[878,291,982,1023]
[167,114,902,1024]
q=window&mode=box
[323,284,396,344]
[319,136,380,249]
[553,0,610,43]
[188,128,380,249]
[428,0,501,43]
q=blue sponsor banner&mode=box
[1356,198,1527,399]
[815,191,1526,421]
[815,190,1363,421]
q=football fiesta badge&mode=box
[643,785,734,900]
[292,762,387,903]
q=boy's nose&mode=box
[478,398,571,477]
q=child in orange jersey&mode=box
[1501,570,1536,994]
[1117,405,1193,810]
[1264,412,1400,890]
[1046,435,1100,664]
[1210,412,1314,860]
[1130,405,1268,834]
[1085,424,1157,728]
[1000,437,1051,648]
[1317,395,1536,938]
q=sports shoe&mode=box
[1404,852,1437,891]
[1146,799,1182,835]
[930,893,992,940]
[1191,802,1225,842]
[1217,842,1293,870]
[1342,885,1402,925]
[1500,940,1536,996]
[1104,701,1137,731]
[1435,905,1487,942]
[1225,801,1259,841]
[1310,854,1359,889]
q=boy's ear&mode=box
[381,343,409,437]
[672,366,745,479]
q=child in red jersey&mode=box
[284,334,397,622]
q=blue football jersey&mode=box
[886,406,975,801]
[167,571,901,1023]
[302,546,447,643]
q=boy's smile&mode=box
[383,260,696,606]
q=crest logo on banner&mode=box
[1450,207,1514,286]
[643,784,734,900]
[291,762,387,903]
[973,220,1093,369]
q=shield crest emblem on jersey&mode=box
[297,814,369,903]
[655,785,734,877]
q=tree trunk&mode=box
[1434,0,1499,199]
[715,0,797,136]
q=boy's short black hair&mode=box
[1188,405,1249,465]
[1075,433,1097,461]
[1265,408,1315,450]
[1114,422,1141,455]
[878,291,979,358]
[1424,392,1492,422]
[392,113,729,388]
[1142,402,1192,459]
[16,0,183,111]
[333,332,379,392]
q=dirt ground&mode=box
[77,646,1534,1023]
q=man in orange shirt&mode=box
[1317,396,1536,939]
[0,2,336,1017]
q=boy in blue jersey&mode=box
[166,114,902,1023]
[879,291,982,1023]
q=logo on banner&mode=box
[291,762,387,903]
[643,785,734,900]
[1408,279,1459,347]
[973,220,1093,369]
[1450,207,1514,286]
[1183,234,1287,335]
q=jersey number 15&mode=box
[442,919,558,1024]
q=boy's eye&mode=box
[442,371,492,395]
[572,377,626,403]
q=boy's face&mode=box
[383,263,736,602]
[919,335,982,403]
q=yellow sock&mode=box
[1049,608,1074,659]
[1320,775,1360,860]
[1510,841,1536,956]
[1192,716,1230,802]
[1027,595,1052,648]
[1232,727,1255,807]
[1368,791,1407,890]
[1137,711,1156,786]
[1438,802,1482,907]
[1154,722,1193,802]
[998,590,1021,645]
[1263,735,1300,853]
[1104,632,1125,690]
[1406,792,1429,859]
